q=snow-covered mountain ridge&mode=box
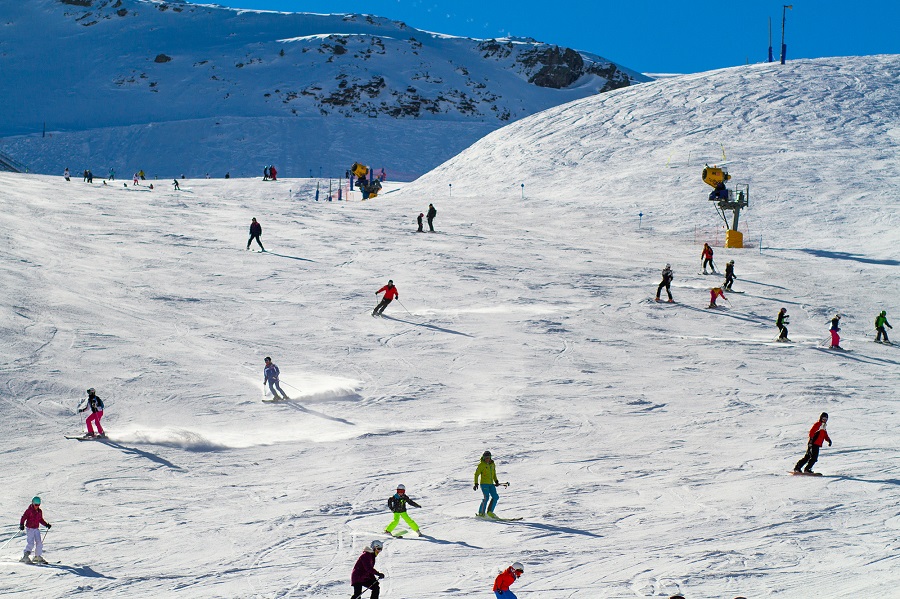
[0,0,647,178]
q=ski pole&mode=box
[396,300,414,317]
[41,528,50,544]
[0,530,21,553]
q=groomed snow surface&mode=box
[1,56,899,598]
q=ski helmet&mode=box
[31,497,41,505]
[779,307,787,313]
[820,412,829,420]
[728,260,734,264]
[512,562,524,573]
[388,280,393,285]
[482,450,492,459]
[396,484,406,491]
[665,263,671,269]
[264,356,271,362]
[87,388,95,395]
[367,540,383,552]
[834,313,841,319]
[881,311,886,316]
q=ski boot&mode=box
[31,555,48,565]
[667,299,674,303]
[485,512,498,519]
[281,395,290,401]
[20,551,31,564]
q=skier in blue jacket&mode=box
[263,357,288,400]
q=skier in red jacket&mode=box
[373,280,399,316]
[794,412,832,474]
[19,496,51,564]
[493,562,524,598]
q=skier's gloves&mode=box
[473,484,478,491]
[828,441,832,446]
[46,523,51,529]
[377,573,385,579]
[78,408,86,413]
[19,524,24,531]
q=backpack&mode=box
[387,495,400,512]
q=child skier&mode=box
[794,412,832,474]
[77,387,105,438]
[830,314,842,349]
[493,562,524,598]
[708,287,726,309]
[384,484,422,537]
[875,310,892,344]
[350,540,385,599]
[373,280,398,316]
[474,450,501,517]
[417,213,424,233]
[263,357,289,400]
[19,497,51,564]
[723,260,735,290]
[656,263,674,302]
[701,243,715,274]
[776,308,790,342]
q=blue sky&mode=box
[205,1,900,74]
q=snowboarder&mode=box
[417,213,424,233]
[474,450,501,518]
[656,263,674,302]
[708,287,726,309]
[173,178,180,191]
[426,203,437,232]
[776,308,790,341]
[350,540,385,599]
[63,168,70,181]
[247,218,264,251]
[263,357,288,400]
[77,388,105,438]
[19,497,51,564]
[373,280,398,316]
[701,243,715,274]
[723,260,735,290]
[794,412,831,474]
[493,562,524,598]
[875,310,892,344]
[829,314,842,349]
[384,484,422,536]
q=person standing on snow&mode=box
[19,497,51,564]
[384,484,422,537]
[63,168,70,181]
[417,213,424,233]
[829,314,842,349]
[263,357,288,400]
[247,218,265,251]
[776,308,790,342]
[493,562,524,598]
[723,260,735,290]
[78,388,106,438]
[708,287,726,309]
[794,412,832,474]
[426,203,437,232]
[132,173,139,186]
[701,243,715,274]
[373,280,398,316]
[173,178,180,191]
[108,168,115,181]
[875,310,892,344]
[474,450,501,518]
[269,165,277,181]
[350,540,385,599]
[656,263,674,302]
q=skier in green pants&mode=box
[384,484,422,537]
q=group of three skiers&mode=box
[349,450,518,598]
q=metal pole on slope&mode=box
[768,17,774,62]
[449,183,452,200]
[521,183,525,200]
[781,5,792,65]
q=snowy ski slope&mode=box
[0,55,898,597]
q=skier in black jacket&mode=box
[247,218,264,251]
[776,308,790,341]
[656,264,674,302]
[426,204,437,232]
[723,260,735,290]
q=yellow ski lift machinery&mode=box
[702,163,749,248]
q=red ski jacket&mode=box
[20,505,49,529]
[808,422,831,447]
[493,567,519,592]
[376,285,399,300]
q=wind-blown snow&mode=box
[0,56,899,597]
